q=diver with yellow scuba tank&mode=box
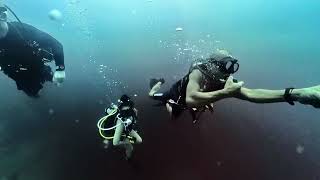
[97,94,142,160]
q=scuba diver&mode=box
[149,49,320,122]
[97,94,142,160]
[0,3,66,98]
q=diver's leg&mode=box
[124,140,134,160]
[113,119,124,146]
[149,81,163,96]
[149,78,165,96]
[113,119,134,159]
[124,130,142,160]
[129,130,142,144]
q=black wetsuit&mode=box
[104,107,138,138]
[152,75,189,117]
[151,56,233,118]
[0,22,64,97]
[118,107,138,134]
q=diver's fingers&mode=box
[225,76,234,84]
[237,81,244,87]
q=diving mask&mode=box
[211,56,239,74]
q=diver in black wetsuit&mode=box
[0,4,65,97]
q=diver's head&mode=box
[0,3,8,39]
[119,94,134,109]
[118,94,135,117]
[209,49,239,74]
[189,49,240,91]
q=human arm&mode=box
[186,69,320,108]
[185,69,244,107]
[237,85,320,108]
[21,23,65,68]
[236,88,291,103]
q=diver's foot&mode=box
[125,149,136,162]
[125,144,134,161]
[103,139,110,149]
[297,86,320,108]
[149,78,165,89]
[125,154,132,162]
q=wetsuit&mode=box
[152,75,189,117]
[118,107,138,135]
[105,105,138,136]
[151,54,236,118]
[0,22,65,97]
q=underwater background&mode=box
[0,0,320,179]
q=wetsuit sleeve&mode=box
[20,23,65,68]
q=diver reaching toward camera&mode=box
[97,94,142,161]
[149,49,320,122]
[0,3,66,97]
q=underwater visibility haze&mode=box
[0,0,320,179]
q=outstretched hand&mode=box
[297,85,320,108]
[222,76,244,97]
